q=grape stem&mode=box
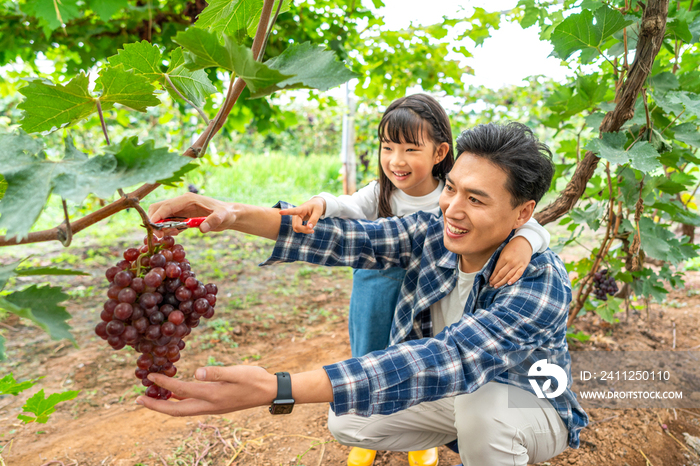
[164,73,210,125]
[57,199,73,247]
[118,188,155,255]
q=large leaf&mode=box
[21,0,81,31]
[0,285,74,345]
[17,388,80,424]
[550,6,633,60]
[166,48,217,107]
[96,65,161,112]
[0,374,39,396]
[0,260,22,291]
[174,29,292,95]
[108,42,216,108]
[17,67,161,135]
[195,0,291,38]
[672,123,700,148]
[250,42,360,98]
[0,133,193,240]
[585,134,662,172]
[666,91,700,118]
[17,73,95,134]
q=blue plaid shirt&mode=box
[262,203,588,449]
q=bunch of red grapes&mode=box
[592,269,618,301]
[94,235,218,400]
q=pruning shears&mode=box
[149,217,207,231]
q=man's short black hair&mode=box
[455,122,554,207]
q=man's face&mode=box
[439,153,535,272]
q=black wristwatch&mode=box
[269,372,295,415]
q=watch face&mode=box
[270,400,295,415]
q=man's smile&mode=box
[445,221,470,238]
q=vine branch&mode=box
[535,0,669,225]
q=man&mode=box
[140,122,588,465]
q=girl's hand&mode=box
[135,365,277,417]
[148,193,236,236]
[278,197,326,234]
[490,236,533,288]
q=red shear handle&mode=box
[184,217,207,228]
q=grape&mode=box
[106,320,125,336]
[175,286,192,302]
[168,310,185,325]
[105,266,120,282]
[118,287,137,304]
[165,263,182,279]
[131,277,146,294]
[161,321,176,336]
[114,302,133,320]
[95,321,108,338]
[98,238,217,400]
[124,248,140,261]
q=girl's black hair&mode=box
[376,94,454,218]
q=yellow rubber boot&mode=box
[408,447,439,466]
[347,447,377,466]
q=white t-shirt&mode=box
[430,265,479,334]
[316,180,550,253]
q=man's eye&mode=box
[445,185,454,192]
[470,197,481,204]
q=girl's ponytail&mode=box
[376,94,454,218]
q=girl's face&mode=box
[380,134,449,197]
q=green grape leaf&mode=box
[0,374,39,396]
[665,90,700,118]
[196,0,291,38]
[550,6,633,60]
[0,174,6,201]
[166,48,217,108]
[17,73,95,134]
[628,141,662,173]
[649,72,680,94]
[96,65,161,112]
[21,0,81,31]
[250,42,359,98]
[583,132,628,165]
[638,217,674,262]
[87,0,128,20]
[107,41,164,84]
[174,29,292,95]
[0,336,5,362]
[0,133,192,240]
[672,123,700,148]
[0,285,75,345]
[107,43,215,108]
[18,388,80,424]
[666,18,693,43]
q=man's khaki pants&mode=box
[327,382,569,466]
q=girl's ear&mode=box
[433,142,450,165]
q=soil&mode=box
[1,231,699,466]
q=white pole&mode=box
[340,81,357,195]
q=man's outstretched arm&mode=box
[148,193,282,240]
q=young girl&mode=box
[282,94,550,466]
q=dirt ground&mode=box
[1,231,699,466]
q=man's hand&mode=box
[148,193,236,236]
[490,236,533,288]
[279,197,326,234]
[136,365,277,416]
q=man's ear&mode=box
[513,200,536,229]
[433,142,450,165]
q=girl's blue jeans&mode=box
[349,267,407,358]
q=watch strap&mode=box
[275,372,292,400]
